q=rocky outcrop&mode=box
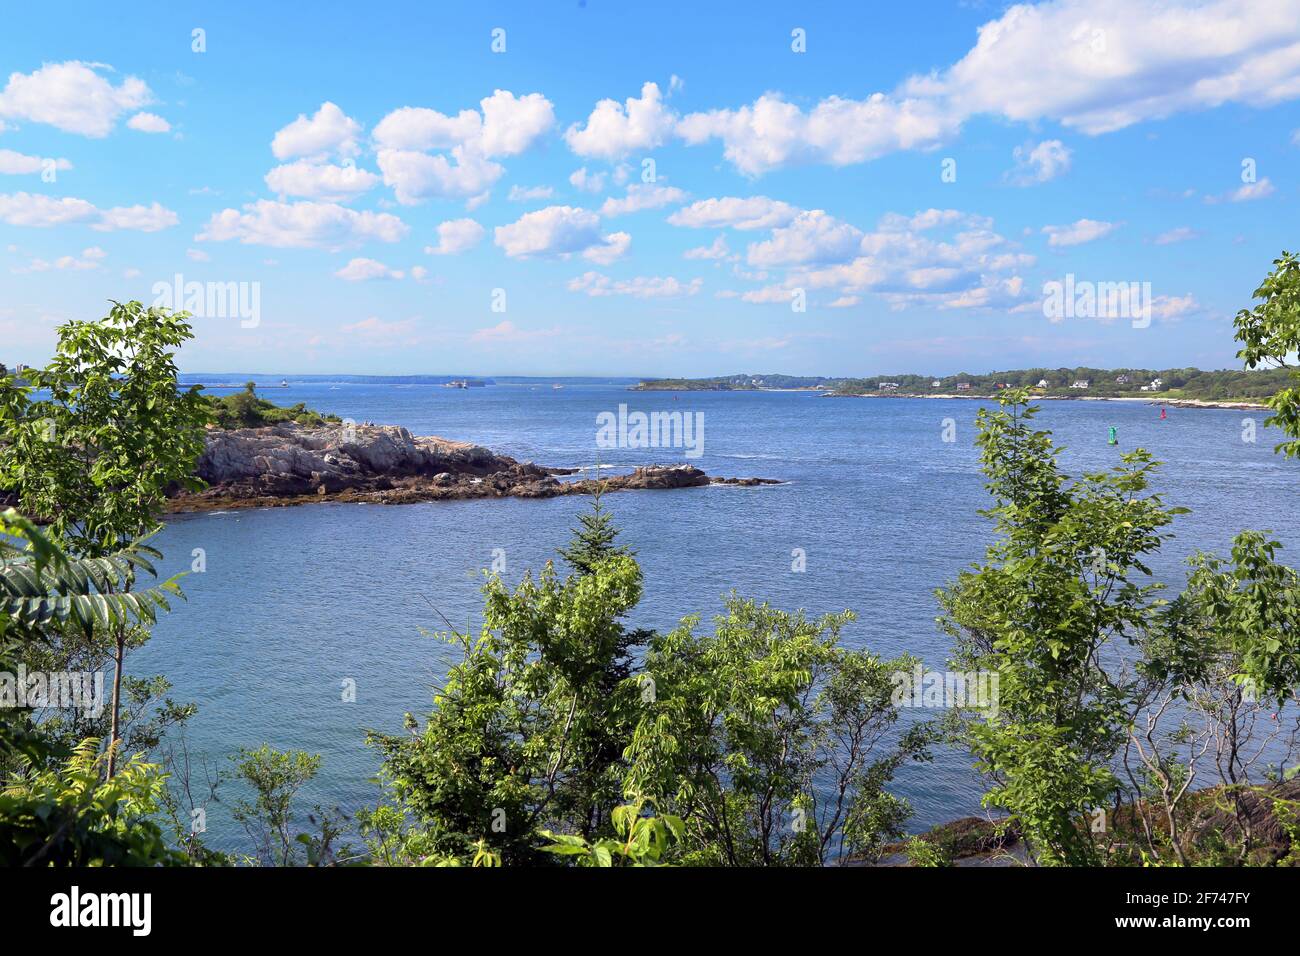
[167,423,779,512]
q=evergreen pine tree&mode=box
[558,485,632,575]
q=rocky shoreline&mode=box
[165,422,779,513]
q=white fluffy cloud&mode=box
[1150,293,1199,321]
[600,183,688,216]
[565,82,676,159]
[265,161,380,201]
[1216,178,1276,202]
[372,91,554,204]
[271,102,362,161]
[334,257,405,281]
[733,208,1031,312]
[373,106,480,151]
[567,271,703,298]
[0,149,72,175]
[0,193,96,227]
[0,61,151,137]
[684,235,731,260]
[95,202,178,232]
[373,92,554,156]
[583,231,631,265]
[376,146,502,204]
[127,112,171,134]
[569,167,607,193]
[494,205,628,263]
[1041,218,1117,247]
[675,0,1300,174]
[746,211,865,267]
[196,199,407,249]
[1008,139,1072,185]
[425,218,485,255]
[11,245,106,274]
[0,192,176,231]
[938,0,1300,135]
[478,91,557,157]
[667,196,801,230]
[678,92,959,176]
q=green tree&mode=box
[557,484,629,575]
[0,302,209,775]
[1235,250,1300,458]
[938,391,1183,865]
[372,504,648,864]
[225,382,262,428]
[0,510,189,866]
[230,745,322,867]
[625,598,933,865]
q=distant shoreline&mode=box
[823,392,1269,410]
[631,384,1269,410]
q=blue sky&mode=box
[1,0,1297,376]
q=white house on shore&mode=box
[1140,377,1164,392]
[1037,378,1050,388]
[1070,380,1090,389]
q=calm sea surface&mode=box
[136,384,1299,850]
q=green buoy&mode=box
[1108,426,1118,446]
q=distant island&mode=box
[632,367,1290,407]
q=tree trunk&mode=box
[106,630,124,777]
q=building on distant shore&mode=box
[1140,377,1163,392]
[878,382,900,390]
[931,379,942,387]
[1116,374,1130,385]
[956,382,972,391]
[1037,378,1050,388]
[1070,380,1090,389]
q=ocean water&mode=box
[135,384,1300,850]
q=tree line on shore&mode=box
[637,366,1292,403]
[2,253,1300,867]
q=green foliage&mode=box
[1180,532,1300,705]
[635,373,833,391]
[372,526,647,864]
[642,368,1292,402]
[938,390,1184,865]
[1235,250,1300,457]
[625,598,932,866]
[230,745,322,866]
[0,302,209,777]
[541,798,683,866]
[203,382,341,430]
[557,485,630,575]
[831,367,1291,401]
[904,835,954,867]
[0,509,185,635]
[0,516,196,865]
[0,301,209,554]
[0,738,184,866]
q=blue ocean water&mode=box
[135,384,1299,850]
